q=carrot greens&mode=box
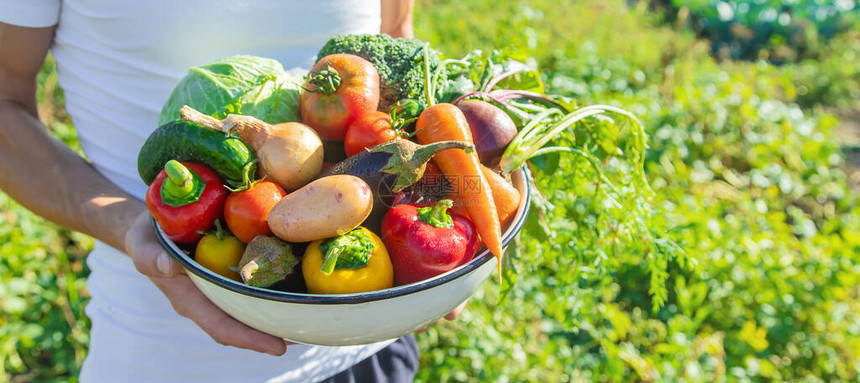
[438,49,686,307]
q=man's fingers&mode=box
[133,244,182,278]
[126,212,183,278]
[151,274,292,356]
[124,211,293,355]
[443,299,469,321]
[416,299,471,335]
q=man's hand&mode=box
[125,211,292,356]
[415,299,470,334]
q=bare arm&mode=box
[0,24,142,250]
[381,0,414,38]
[0,22,289,356]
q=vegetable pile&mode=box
[137,34,650,294]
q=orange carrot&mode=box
[416,103,504,264]
[446,165,521,229]
[482,165,521,228]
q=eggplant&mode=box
[319,139,472,232]
[397,170,452,206]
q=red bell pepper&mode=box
[381,199,480,286]
[145,160,227,244]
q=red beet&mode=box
[458,99,518,168]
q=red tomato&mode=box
[344,111,400,156]
[300,54,380,141]
[224,180,287,243]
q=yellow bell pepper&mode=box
[302,227,393,294]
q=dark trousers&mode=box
[320,335,420,383]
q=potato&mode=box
[267,175,373,243]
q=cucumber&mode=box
[138,120,257,188]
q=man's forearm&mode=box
[0,100,145,251]
[381,0,414,38]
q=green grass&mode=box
[3,0,860,381]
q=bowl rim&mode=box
[154,167,531,305]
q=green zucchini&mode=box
[137,120,257,188]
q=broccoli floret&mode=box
[316,34,445,112]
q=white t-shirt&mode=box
[0,1,395,382]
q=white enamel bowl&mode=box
[155,168,531,346]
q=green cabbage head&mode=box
[158,55,302,125]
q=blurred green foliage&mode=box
[3,0,860,381]
[415,0,859,382]
[0,194,91,383]
[655,0,859,62]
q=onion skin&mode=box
[222,115,324,192]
